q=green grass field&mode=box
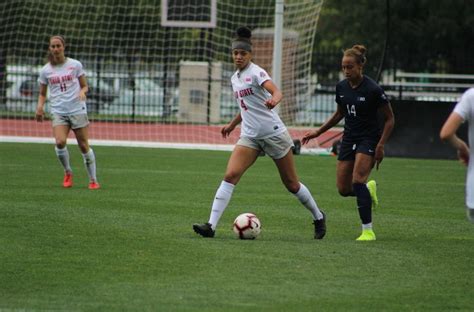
[1,143,473,311]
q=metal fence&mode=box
[3,49,473,126]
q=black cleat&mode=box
[193,223,215,238]
[313,211,326,239]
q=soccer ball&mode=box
[232,213,261,239]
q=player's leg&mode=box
[339,154,378,208]
[193,144,260,237]
[52,115,73,187]
[335,137,356,196]
[352,152,376,241]
[467,206,474,223]
[336,160,355,196]
[73,116,99,189]
[465,174,473,223]
[273,150,326,239]
[209,145,259,227]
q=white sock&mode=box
[55,146,72,173]
[362,223,373,230]
[294,182,324,220]
[208,180,235,230]
[82,148,97,182]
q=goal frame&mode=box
[161,0,217,28]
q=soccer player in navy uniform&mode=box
[302,45,395,241]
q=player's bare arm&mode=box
[302,107,344,144]
[262,80,282,109]
[440,112,470,166]
[221,113,242,138]
[374,102,395,169]
[35,84,48,122]
[78,75,89,101]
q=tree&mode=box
[314,0,474,74]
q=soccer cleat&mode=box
[367,180,379,210]
[356,229,376,241]
[88,181,100,190]
[313,211,326,239]
[63,172,73,188]
[193,223,215,238]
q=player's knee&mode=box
[285,181,300,193]
[78,144,89,154]
[55,140,67,149]
[224,171,241,185]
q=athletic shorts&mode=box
[337,136,379,161]
[237,130,294,160]
[51,113,89,129]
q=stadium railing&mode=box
[382,71,474,102]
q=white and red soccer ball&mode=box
[233,213,261,239]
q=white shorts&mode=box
[237,131,294,160]
[52,113,89,129]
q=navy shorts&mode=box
[337,136,379,161]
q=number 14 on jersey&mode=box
[346,104,356,116]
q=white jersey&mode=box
[38,57,87,115]
[231,62,286,139]
[453,88,474,208]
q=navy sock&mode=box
[353,183,372,224]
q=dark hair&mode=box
[232,27,252,52]
[236,27,252,40]
[48,35,66,65]
[343,44,367,65]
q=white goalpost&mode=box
[0,0,330,152]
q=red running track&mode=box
[0,119,342,148]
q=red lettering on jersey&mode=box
[238,88,254,98]
[49,76,61,84]
[61,74,73,82]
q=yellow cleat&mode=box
[356,229,376,241]
[367,180,379,210]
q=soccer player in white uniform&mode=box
[35,35,100,190]
[193,27,326,239]
[440,88,474,222]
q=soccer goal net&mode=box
[0,0,325,149]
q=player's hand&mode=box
[301,130,320,145]
[374,145,385,170]
[264,98,278,109]
[457,143,470,166]
[79,90,87,101]
[221,124,235,138]
[35,107,44,122]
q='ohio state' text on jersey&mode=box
[38,57,87,115]
[231,62,286,139]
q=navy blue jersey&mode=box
[335,76,389,140]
